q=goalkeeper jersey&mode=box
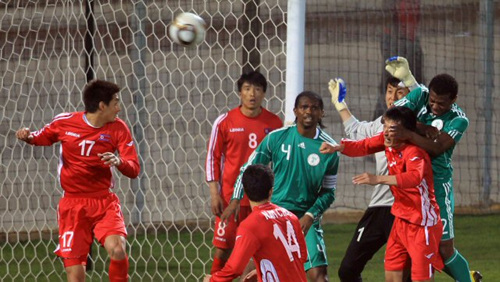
[394,87,469,182]
[232,125,340,218]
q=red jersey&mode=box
[210,202,307,282]
[341,134,440,226]
[28,112,140,194]
[206,107,282,206]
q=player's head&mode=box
[242,164,274,202]
[237,71,267,92]
[385,76,409,108]
[237,71,267,111]
[83,80,120,113]
[293,91,325,129]
[427,73,458,116]
[382,106,417,147]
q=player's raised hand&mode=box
[385,56,417,87]
[387,123,412,141]
[16,127,33,143]
[203,274,212,282]
[319,142,344,154]
[220,199,240,222]
[328,78,348,112]
[98,152,122,167]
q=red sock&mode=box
[109,255,129,282]
[210,257,226,274]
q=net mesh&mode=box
[1,0,498,280]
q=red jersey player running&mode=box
[204,164,307,282]
[205,71,282,273]
[16,80,140,282]
[320,106,443,282]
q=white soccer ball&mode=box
[169,12,206,46]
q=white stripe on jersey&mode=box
[418,178,439,226]
[393,98,409,107]
[206,113,228,181]
[322,175,337,190]
[448,129,460,139]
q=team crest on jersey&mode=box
[98,134,111,142]
[431,119,444,130]
[307,153,320,166]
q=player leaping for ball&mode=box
[16,80,140,282]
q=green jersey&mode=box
[232,125,340,218]
[394,87,469,182]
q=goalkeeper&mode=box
[388,56,482,282]
[328,69,411,281]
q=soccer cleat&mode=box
[470,270,483,282]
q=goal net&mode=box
[1,0,498,281]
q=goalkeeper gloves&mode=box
[328,78,348,112]
[385,56,417,88]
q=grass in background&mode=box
[0,214,498,281]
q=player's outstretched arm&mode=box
[319,142,344,154]
[16,128,33,143]
[352,173,397,186]
[385,56,417,88]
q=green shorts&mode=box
[434,178,455,240]
[303,217,328,271]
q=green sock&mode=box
[443,249,472,282]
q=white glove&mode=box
[385,56,417,87]
[328,78,347,112]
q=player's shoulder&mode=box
[317,128,337,145]
[50,111,80,125]
[405,144,430,161]
[260,107,281,120]
[448,104,468,121]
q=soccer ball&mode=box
[168,12,206,46]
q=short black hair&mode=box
[428,73,458,100]
[383,106,417,132]
[242,164,274,202]
[294,91,325,128]
[83,80,120,113]
[237,71,267,92]
[386,75,401,88]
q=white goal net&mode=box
[1,0,498,281]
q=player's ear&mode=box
[98,101,106,111]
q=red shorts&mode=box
[54,191,127,263]
[385,217,444,281]
[212,205,252,249]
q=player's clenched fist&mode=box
[319,142,344,154]
[16,127,33,143]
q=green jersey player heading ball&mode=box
[221,91,341,282]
